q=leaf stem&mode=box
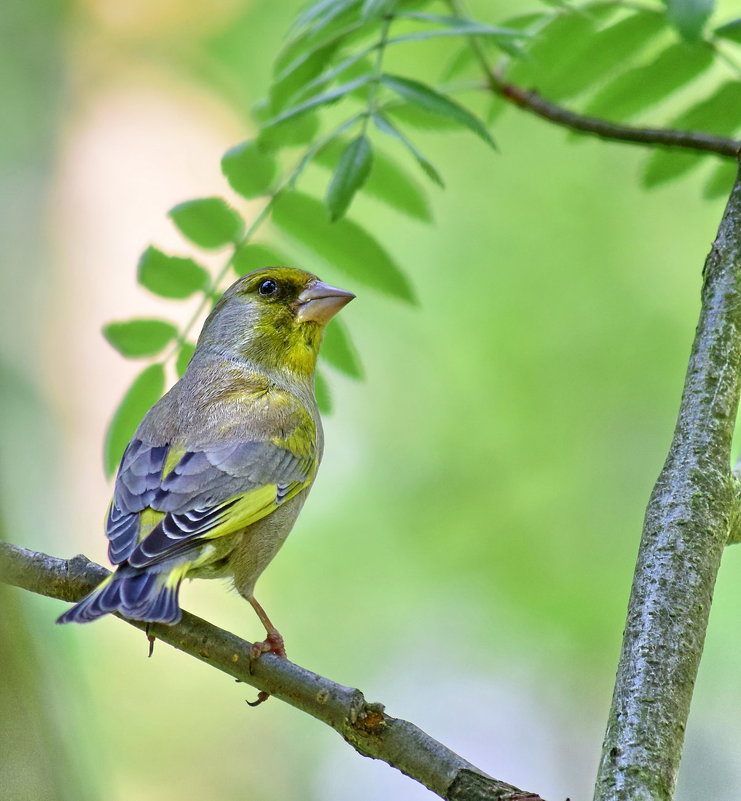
[161,110,373,368]
[287,113,367,189]
[362,13,395,135]
[159,199,274,365]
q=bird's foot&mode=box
[249,629,287,662]
[246,629,286,705]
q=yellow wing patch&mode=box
[201,479,310,542]
[139,508,165,541]
[162,445,187,479]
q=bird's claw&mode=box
[145,623,156,658]
[248,630,286,673]
[246,690,271,707]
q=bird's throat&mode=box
[243,321,322,383]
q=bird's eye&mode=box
[258,278,279,297]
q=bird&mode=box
[57,266,355,662]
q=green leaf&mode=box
[380,74,496,148]
[278,11,368,84]
[104,364,165,478]
[288,46,377,106]
[361,0,395,19]
[544,11,666,101]
[262,75,373,129]
[642,82,741,187]
[398,11,531,33]
[251,97,271,124]
[325,135,373,220]
[487,95,507,125]
[315,138,432,221]
[440,46,477,81]
[507,10,602,87]
[389,21,531,48]
[288,113,367,187]
[272,191,415,302]
[270,42,340,114]
[665,0,714,41]
[583,41,714,121]
[715,17,741,43]
[373,112,444,187]
[703,161,737,199]
[321,317,363,378]
[233,243,294,275]
[169,198,244,249]
[138,247,210,299]
[642,151,705,188]
[221,140,278,199]
[103,319,178,358]
[175,342,196,378]
[389,29,528,53]
[314,368,332,413]
[259,112,320,151]
[440,12,541,64]
[291,0,360,37]
[497,11,547,32]
[392,12,531,47]
[384,101,462,131]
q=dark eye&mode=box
[258,278,279,297]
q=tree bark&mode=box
[0,542,545,801]
[593,163,741,801]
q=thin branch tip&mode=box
[446,0,741,161]
[493,81,741,158]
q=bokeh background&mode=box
[2,1,741,799]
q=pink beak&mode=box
[296,279,355,324]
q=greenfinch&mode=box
[58,267,354,659]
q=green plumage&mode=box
[57,267,354,648]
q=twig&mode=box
[0,542,546,801]
[594,165,741,800]
[493,82,741,158]
[449,0,741,160]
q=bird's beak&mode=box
[296,279,355,324]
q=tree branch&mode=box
[449,0,741,160]
[0,541,545,801]
[491,81,741,159]
[593,165,741,801]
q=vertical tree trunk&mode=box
[593,164,741,801]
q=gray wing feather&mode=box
[107,440,168,564]
[120,439,312,569]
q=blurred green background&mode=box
[2,1,741,799]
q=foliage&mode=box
[102,0,741,476]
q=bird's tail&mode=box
[56,565,184,625]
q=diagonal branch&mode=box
[490,81,741,159]
[449,0,741,159]
[0,541,545,801]
[593,165,741,800]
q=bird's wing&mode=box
[106,407,317,568]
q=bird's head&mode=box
[196,266,355,380]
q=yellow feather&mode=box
[139,508,165,541]
[162,445,187,478]
[201,480,309,542]
[165,561,191,588]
